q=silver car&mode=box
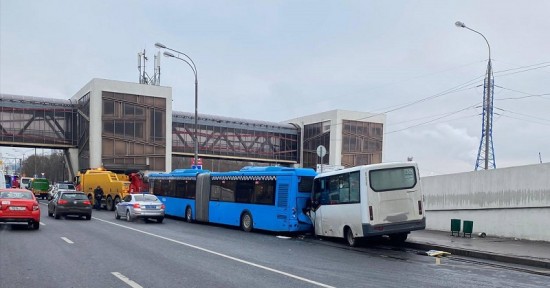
[115,194,165,223]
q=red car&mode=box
[0,188,41,230]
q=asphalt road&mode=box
[1,201,548,288]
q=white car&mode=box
[115,194,165,223]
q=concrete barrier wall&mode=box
[421,163,550,241]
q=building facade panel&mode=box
[100,91,167,171]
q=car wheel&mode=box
[126,210,132,222]
[115,209,121,220]
[240,212,253,232]
[185,207,193,223]
[30,221,40,230]
[54,208,61,219]
[85,214,91,220]
[157,217,164,224]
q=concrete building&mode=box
[286,110,386,170]
[70,78,172,172]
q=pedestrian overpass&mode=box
[0,94,77,149]
[0,93,301,177]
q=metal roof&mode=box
[172,111,297,131]
[0,93,75,107]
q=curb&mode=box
[404,241,550,270]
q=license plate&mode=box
[9,206,26,211]
[145,205,156,209]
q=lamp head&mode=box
[155,42,167,49]
[163,51,175,58]
[455,21,466,28]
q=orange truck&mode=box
[75,168,130,211]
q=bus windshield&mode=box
[298,176,314,193]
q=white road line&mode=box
[61,237,74,244]
[112,272,144,288]
[40,222,45,225]
[96,218,335,288]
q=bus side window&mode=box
[210,185,221,201]
[349,171,360,203]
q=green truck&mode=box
[30,178,50,199]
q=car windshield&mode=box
[134,194,159,202]
[61,193,88,200]
[0,191,33,199]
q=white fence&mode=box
[421,163,550,241]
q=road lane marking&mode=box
[61,237,74,244]
[112,272,144,288]
[40,222,45,225]
[96,218,335,288]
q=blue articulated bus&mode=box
[150,166,316,233]
[149,169,207,222]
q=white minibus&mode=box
[309,162,425,246]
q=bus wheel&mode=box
[106,196,113,211]
[241,212,253,232]
[185,207,193,223]
[345,227,357,247]
[390,233,408,243]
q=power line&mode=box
[495,107,550,123]
[498,114,550,127]
[494,85,550,101]
[385,103,480,134]
[493,60,550,76]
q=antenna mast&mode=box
[137,49,161,85]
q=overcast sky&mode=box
[1,0,549,175]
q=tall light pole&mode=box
[455,21,496,170]
[155,42,199,168]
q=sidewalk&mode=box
[405,229,550,270]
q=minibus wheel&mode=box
[345,227,357,247]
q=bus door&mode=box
[311,177,334,236]
[195,173,211,222]
[366,166,420,225]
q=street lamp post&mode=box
[455,21,496,170]
[155,42,199,168]
[62,160,65,182]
